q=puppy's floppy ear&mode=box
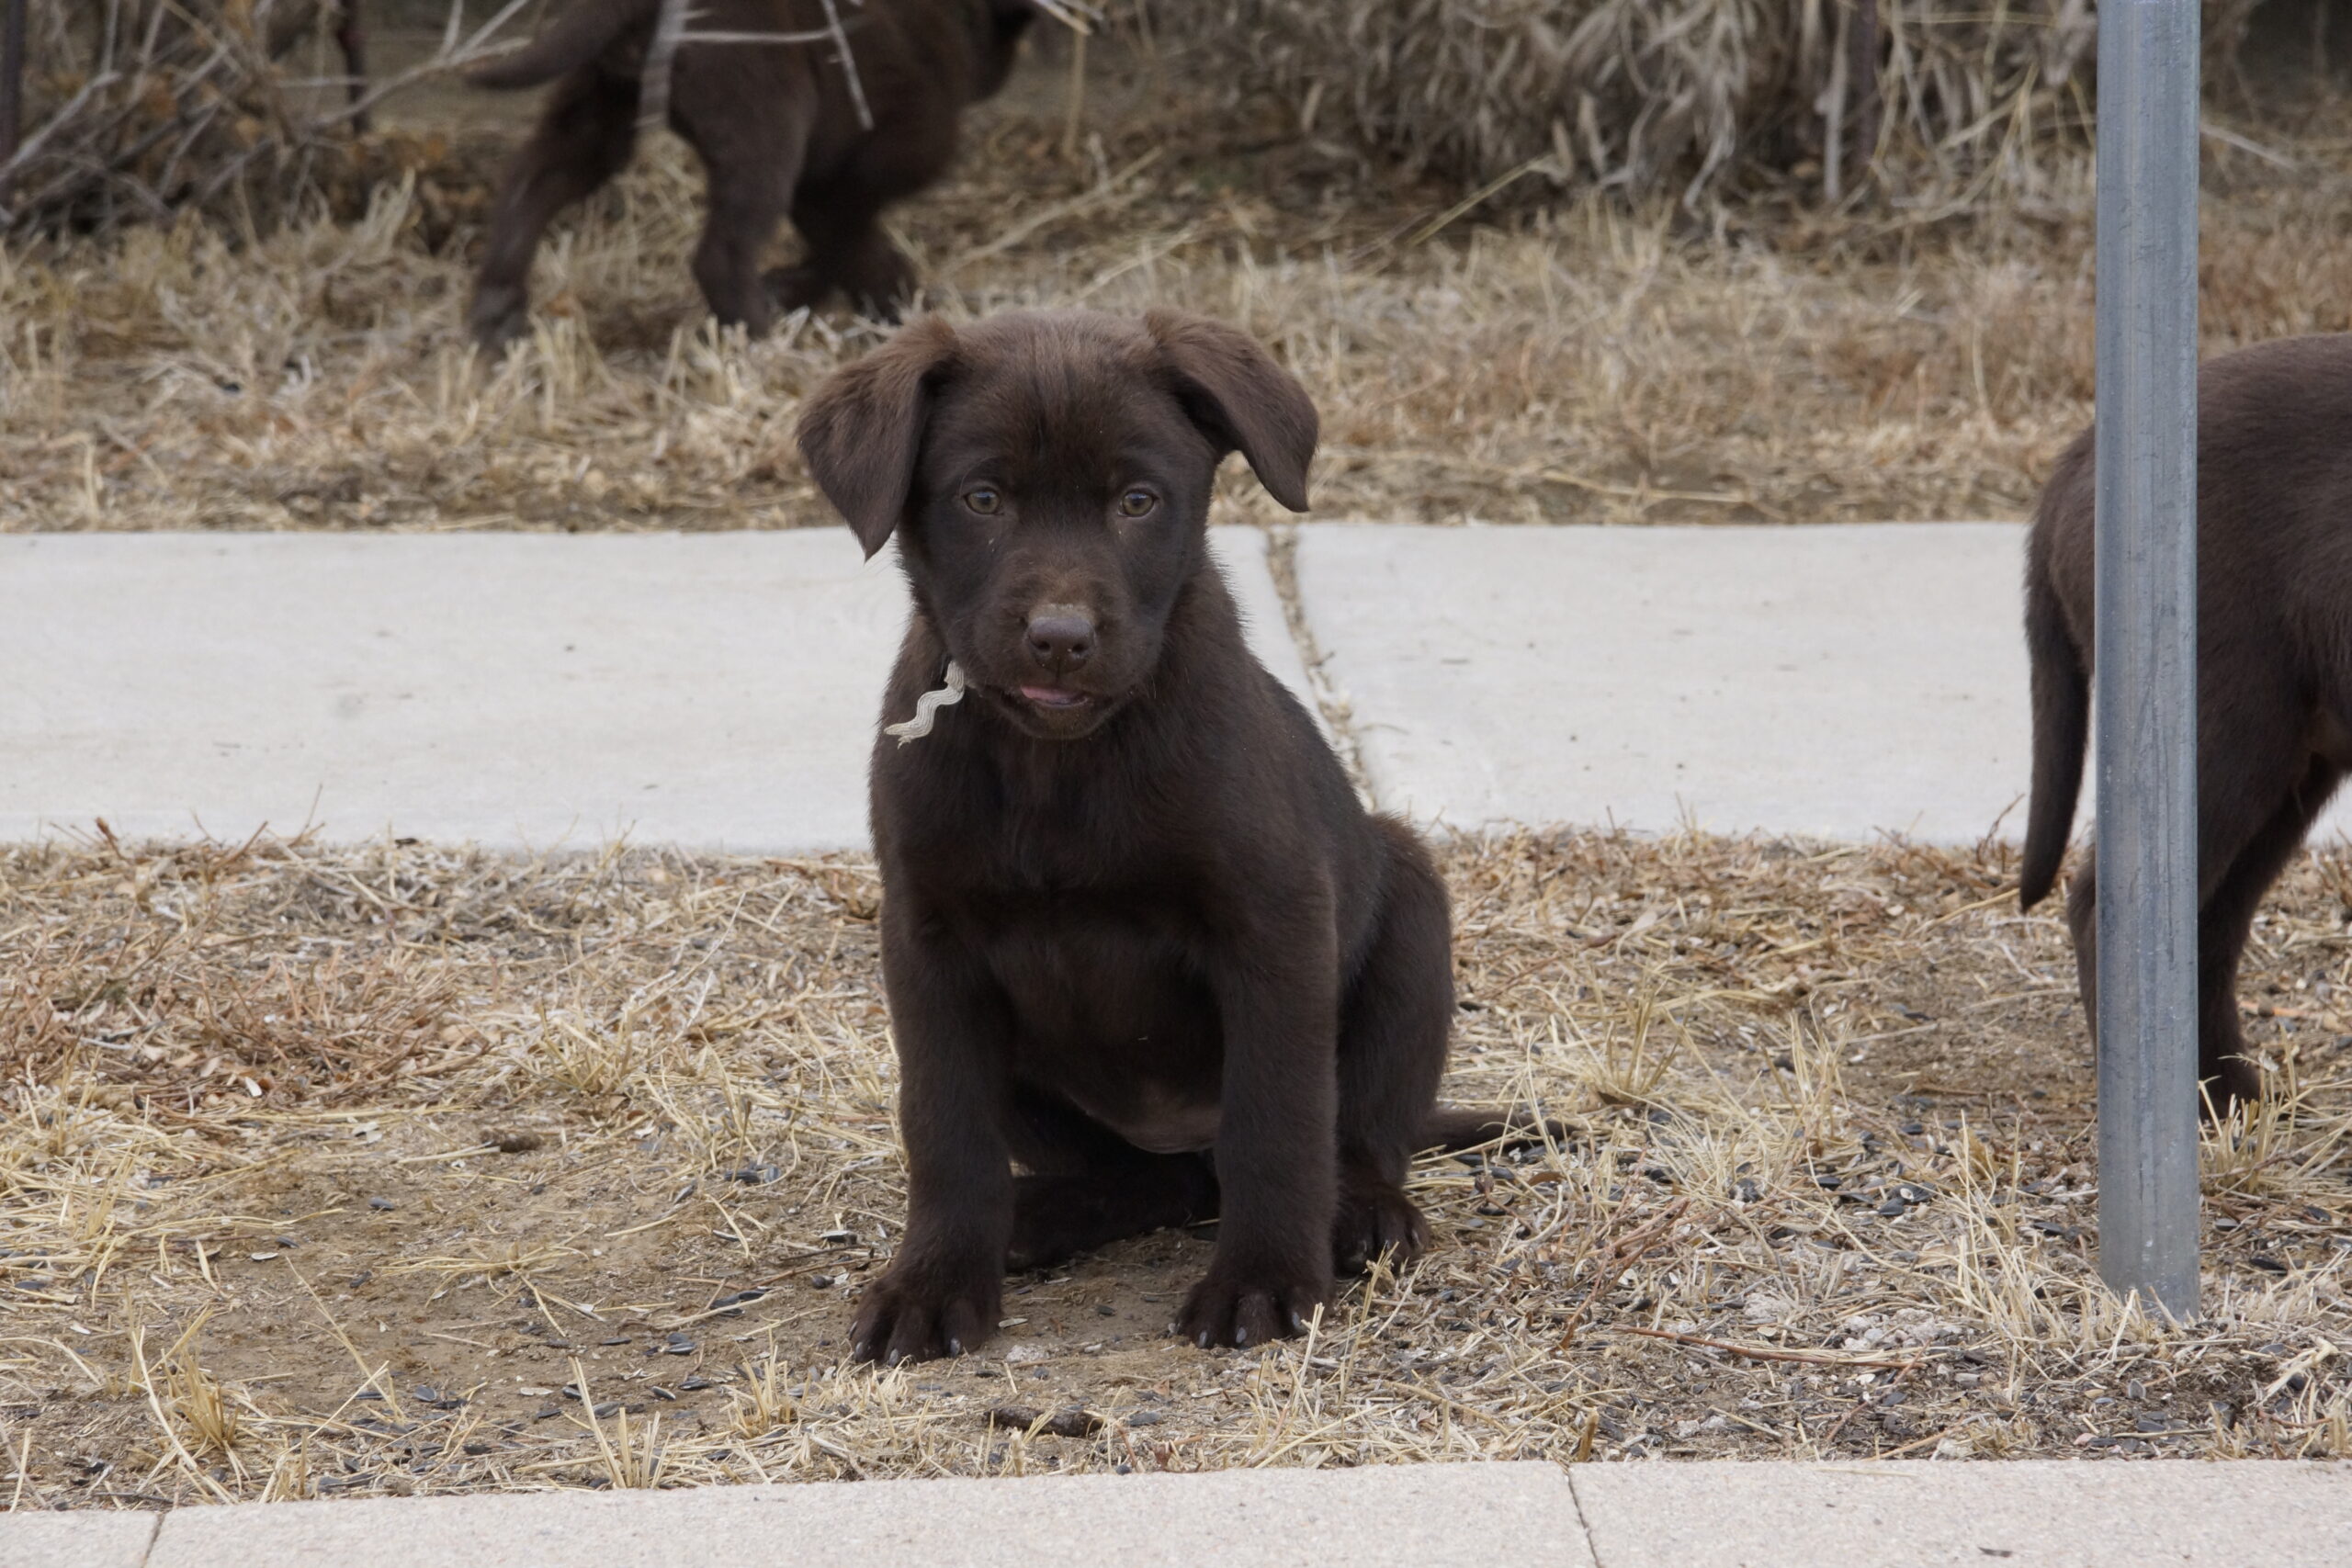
[1145,310,1318,513]
[796,316,959,558]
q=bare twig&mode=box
[638,0,688,132]
[817,0,871,132]
[0,0,536,234]
[1611,1324,1928,1371]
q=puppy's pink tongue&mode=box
[1021,685,1086,708]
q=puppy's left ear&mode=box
[796,316,959,558]
[1146,310,1318,513]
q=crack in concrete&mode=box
[1261,523,1374,805]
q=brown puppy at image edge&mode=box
[796,310,1549,1362]
[2021,333,2352,1114]
[465,0,1035,352]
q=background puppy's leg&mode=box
[851,911,1015,1365]
[775,183,918,321]
[2195,751,2339,1109]
[2066,847,2100,1062]
[675,81,811,336]
[1003,1086,1218,1271]
[2072,687,2317,1115]
[469,68,639,354]
[1331,818,1452,1274]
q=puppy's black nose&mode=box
[1025,609,1096,671]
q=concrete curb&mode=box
[8,1461,2347,1567]
[1568,1458,2351,1566]
[141,1462,1578,1568]
[0,1507,159,1568]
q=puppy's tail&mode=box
[468,0,648,90]
[2019,536,2088,912]
[1415,1106,1569,1155]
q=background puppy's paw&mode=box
[467,286,530,355]
[1332,1180,1429,1275]
[763,263,829,316]
[848,1262,1000,1365]
[1174,1268,1327,1349]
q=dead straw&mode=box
[0,822,2347,1498]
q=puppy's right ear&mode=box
[796,317,958,558]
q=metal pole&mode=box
[2094,0,2200,1321]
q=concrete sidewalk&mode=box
[1300,522,2036,842]
[1296,522,2347,845]
[7,1461,2346,1568]
[13,521,2346,850]
[0,530,1309,852]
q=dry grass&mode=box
[1,828,2346,1509]
[0,2,537,237]
[1,36,2349,536]
[1124,0,2110,209]
[1124,2,2335,211]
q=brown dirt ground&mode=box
[3,830,2346,1507]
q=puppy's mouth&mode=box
[1017,684,1093,711]
[982,675,1126,737]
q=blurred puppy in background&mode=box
[467,0,1035,350]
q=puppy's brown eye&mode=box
[1116,489,1158,518]
[963,487,1001,515]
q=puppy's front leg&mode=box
[1179,920,1340,1348]
[853,907,1014,1365]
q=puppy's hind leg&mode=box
[1331,818,1454,1275]
[1002,1086,1218,1271]
[2195,754,2340,1111]
[469,69,639,354]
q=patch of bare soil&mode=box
[2,830,2346,1508]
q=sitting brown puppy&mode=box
[466,0,1035,352]
[797,310,1523,1360]
[2022,333,2352,1112]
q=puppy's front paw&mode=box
[1332,1180,1429,1275]
[1175,1267,1327,1349]
[849,1262,1000,1365]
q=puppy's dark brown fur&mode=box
[797,310,1518,1361]
[2022,333,2352,1111]
[466,0,1033,351]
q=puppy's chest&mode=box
[971,884,1207,1018]
[968,887,1227,1147]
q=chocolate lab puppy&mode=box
[797,310,1526,1360]
[466,0,1035,351]
[2022,333,2352,1112]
